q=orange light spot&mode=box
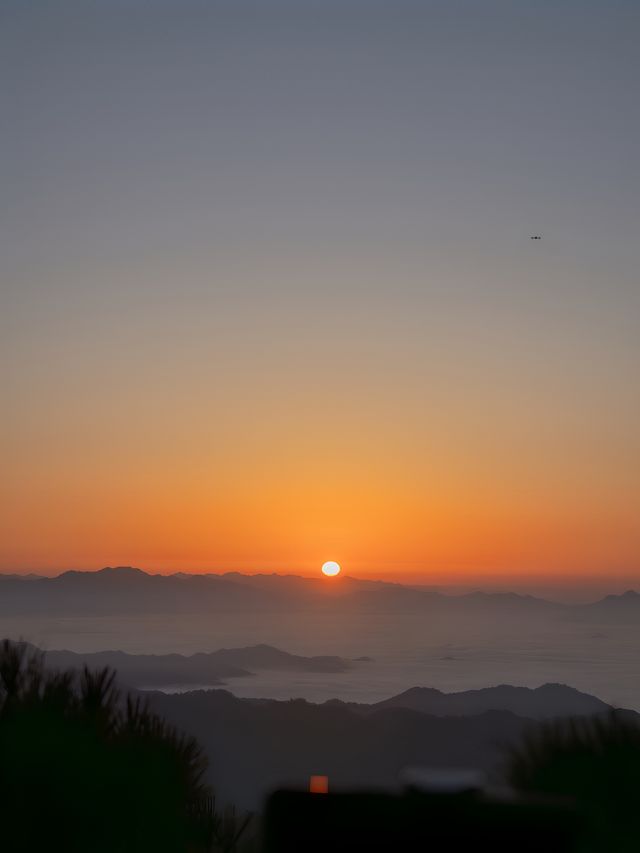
[309,775,329,794]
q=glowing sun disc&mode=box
[321,561,341,577]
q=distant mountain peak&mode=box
[591,589,640,605]
[56,566,148,580]
[97,566,147,575]
[372,681,611,719]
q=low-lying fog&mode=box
[2,609,638,710]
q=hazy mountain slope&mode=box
[145,688,531,809]
[145,682,638,809]
[0,566,563,617]
[145,688,639,810]
[576,590,640,623]
[6,642,352,687]
[2,569,636,628]
[205,644,351,673]
[0,567,280,615]
[367,683,610,718]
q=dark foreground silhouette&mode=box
[507,714,640,852]
[0,640,251,853]
[2,637,639,852]
[147,686,638,810]
[265,788,579,853]
[265,712,640,853]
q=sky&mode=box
[1,0,638,584]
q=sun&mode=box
[321,561,341,577]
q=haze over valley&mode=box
[2,567,639,712]
[4,566,639,812]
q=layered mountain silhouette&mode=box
[3,626,632,810]
[144,685,635,809]
[0,567,281,615]
[6,642,351,687]
[336,683,610,718]
[4,566,635,617]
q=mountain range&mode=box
[1,567,638,620]
[332,683,610,718]
[144,684,635,809]
[10,642,352,687]
[3,628,633,810]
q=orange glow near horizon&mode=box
[3,442,637,584]
[2,2,639,594]
[2,442,638,583]
[1,270,638,585]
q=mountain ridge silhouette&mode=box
[143,685,638,809]
[1,568,638,623]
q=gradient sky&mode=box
[1,0,638,582]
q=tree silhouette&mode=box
[506,712,640,852]
[0,640,252,853]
